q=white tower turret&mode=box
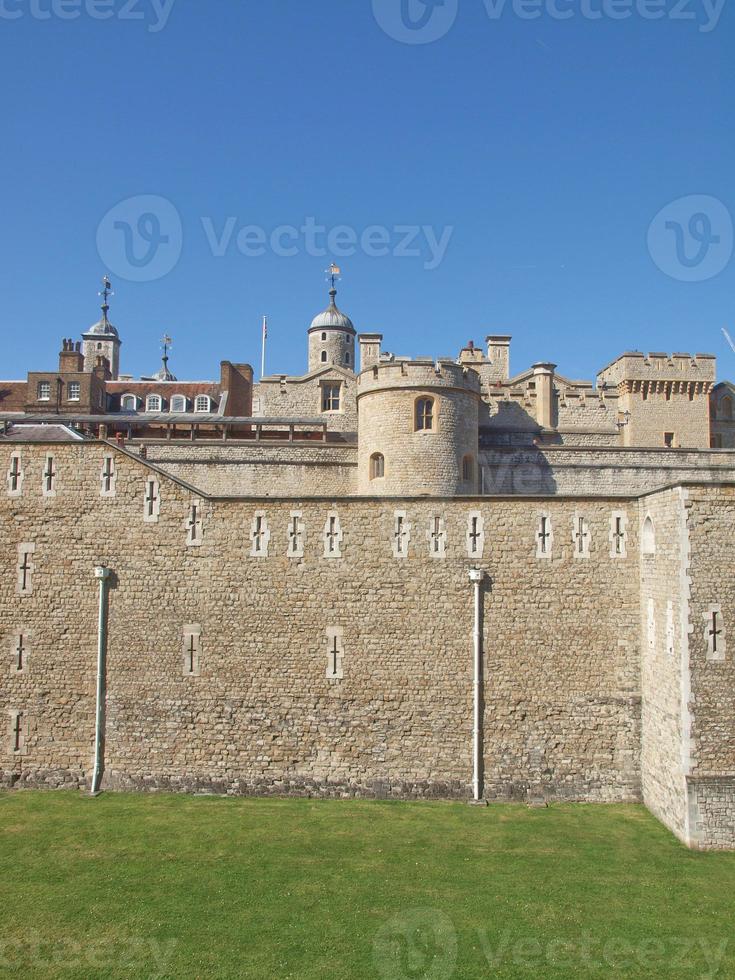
[307,264,356,373]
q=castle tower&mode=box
[357,359,481,495]
[81,276,121,380]
[597,351,716,449]
[307,265,356,373]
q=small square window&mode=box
[322,384,341,412]
[664,432,675,448]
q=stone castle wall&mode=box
[685,485,735,847]
[133,442,358,496]
[2,442,640,804]
[479,447,735,496]
[638,487,689,844]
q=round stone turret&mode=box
[308,288,356,373]
[357,359,481,496]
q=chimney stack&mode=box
[485,336,511,381]
[59,338,84,373]
[532,362,557,429]
[358,334,383,373]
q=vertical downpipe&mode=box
[91,566,111,796]
[468,568,488,805]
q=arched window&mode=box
[195,395,211,413]
[146,394,162,413]
[170,395,188,413]
[415,397,434,431]
[321,350,328,363]
[462,455,474,482]
[345,351,350,365]
[641,515,656,555]
[370,453,385,479]
[121,394,138,412]
[721,395,733,420]
[321,332,327,342]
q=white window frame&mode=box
[146,394,163,413]
[321,383,341,413]
[121,394,138,412]
[194,395,212,414]
[37,381,51,402]
[170,395,188,413]
[67,381,81,402]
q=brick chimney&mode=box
[59,339,84,373]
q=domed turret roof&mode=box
[85,313,119,339]
[309,289,355,333]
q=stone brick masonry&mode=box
[1,442,733,848]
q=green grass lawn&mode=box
[1,793,734,979]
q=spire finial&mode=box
[325,263,341,306]
[98,275,113,324]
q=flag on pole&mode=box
[261,316,268,380]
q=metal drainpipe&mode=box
[468,568,488,806]
[91,566,111,796]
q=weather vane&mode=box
[325,263,342,290]
[98,275,113,318]
[161,334,173,362]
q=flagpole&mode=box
[261,316,267,380]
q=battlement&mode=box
[597,351,716,388]
[357,358,482,398]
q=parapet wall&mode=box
[597,352,717,388]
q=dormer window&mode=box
[170,395,188,413]
[195,395,212,413]
[121,394,138,412]
[146,394,162,412]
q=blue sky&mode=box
[0,0,733,383]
